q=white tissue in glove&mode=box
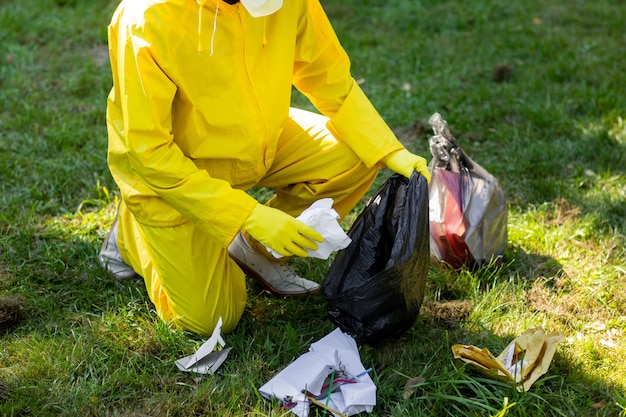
[269,198,351,259]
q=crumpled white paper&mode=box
[259,328,376,417]
[175,317,232,374]
[269,198,351,260]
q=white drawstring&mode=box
[210,1,219,56]
[196,0,219,56]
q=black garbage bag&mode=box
[321,172,430,345]
[427,113,508,269]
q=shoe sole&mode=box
[230,257,319,298]
[99,214,138,280]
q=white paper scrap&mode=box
[259,328,376,417]
[175,317,232,374]
[269,198,352,260]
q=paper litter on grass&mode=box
[175,317,232,375]
[452,327,565,392]
[259,328,376,417]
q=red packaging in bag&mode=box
[428,113,507,269]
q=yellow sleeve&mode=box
[292,0,405,168]
[108,13,256,247]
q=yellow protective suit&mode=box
[106,0,407,335]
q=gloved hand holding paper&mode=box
[269,198,351,260]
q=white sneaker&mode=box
[228,232,320,297]
[99,218,138,279]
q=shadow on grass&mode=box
[503,244,565,282]
[399,249,625,415]
[361,247,622,416]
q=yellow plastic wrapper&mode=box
[452,327,565,392]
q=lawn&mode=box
[1,0,625,416]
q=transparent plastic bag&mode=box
[321,173,429,344]
[428,113,507,269]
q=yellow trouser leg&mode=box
[117,201,247,335]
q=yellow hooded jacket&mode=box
[106,0,405,249]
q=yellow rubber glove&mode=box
[383,149,431,183]
[242,204,324,257]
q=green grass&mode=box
[1,0,625,416]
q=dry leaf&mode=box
[402,376,426,399]
[592,400,607,409]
